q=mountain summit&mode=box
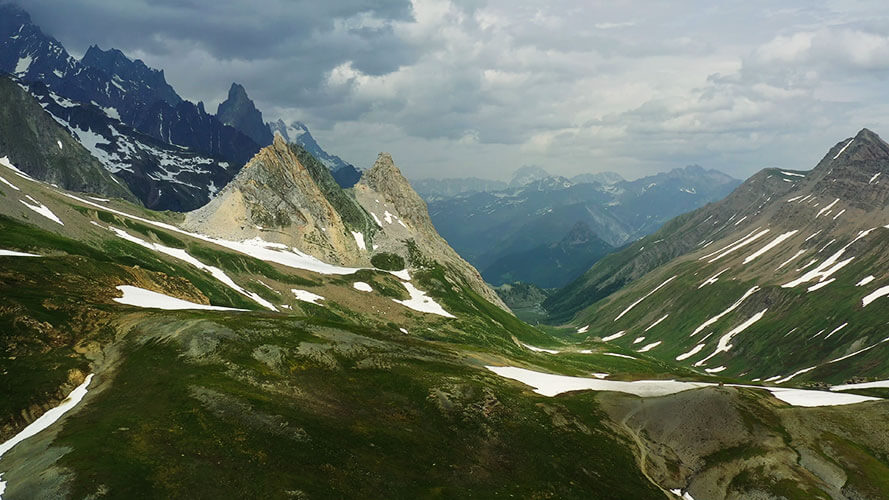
[217,83,274,147]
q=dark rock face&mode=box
[25,81,237,211]
[217,83,273,147]
[0,76,138,202]
[0,3,261,209]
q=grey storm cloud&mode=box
[19,0,889,180]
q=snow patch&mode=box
[0,373,93,461]
[602,331,626,342]
[638,341,662,353]
[694,309,768,366]
[576,325,589,333]
[486,366,879,407]
[0,174,19,191]
[833,139,854,159]
[20,195,63,225]
[393,281,455,318]
[742,230,798,264]
[352,281,373,292]
[691,286,760,336]
[856,275,876,286]
[292,289,324,304]
[698,268,729,288]
[351,231,366,251]
[114,285,246,311]
[676,344,706,361]
[614,275,677,321]
[522,343,560,354]
[644,314,669,332]
[0,249,39,257]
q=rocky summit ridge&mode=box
[185,137,508,310]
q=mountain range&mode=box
[425,164,739,288]
[0,3,359,210]
[3,3,889,499]
[548,128,889,388]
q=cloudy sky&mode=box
[21,0,889,180]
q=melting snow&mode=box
[0,174,19,191]
[774,366,817,384]
[705,366,727,374]
[370,212,383,226]
[486,366,879,407]
[633,336,646,344]
[781,171,806,177]
[0,249,39,257]
[292,289,324,304]
[862,284,889,307]
[807,278,835,292]
[644,314,669,332]
[832,379,889,391]
[577,325,589,333]
[522,343,560,354]
[393,281,455,318]
[856,275,876,286]
[351,231,366,251]
[603,352,636,360]
[638,341,662,353]
[783,229,875,289]
[691,286,760,336]
[13,54,32,75]
[694,309,768,367]
[824,323,847,339]
[20,195,63,225]
[833,209,846,220]
[676,344,706,361]
[816,198,839,218]
[776,250,806,270]
[352,281,373,292]
[698,268,729,288]
[742,230,798,264]
[707,229,770,263]
[786,195,804,202]
[869,172,882,184]
[0,373,93,462]
[57,140,63,150]
[833,139,854,159]
[602,331,626,341]
[108,227,277,311]
[614,275,677,321]
[114,285,246,311]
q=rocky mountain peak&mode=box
[360,153,429,230]
[217,82,273,147]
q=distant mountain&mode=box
[571,171,624,185]
[270,120,362,188]
[411,177,507,200]
[217,82,273,147]
[509,165,551,188]
[482,221,614,288]
[427,164,740,287]
[545,128,889,386]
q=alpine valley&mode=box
[2,4,889,500]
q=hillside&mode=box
[547,128,889,388]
